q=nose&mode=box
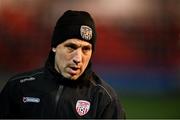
[73,50,82,65]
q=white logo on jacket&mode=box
[23,97,40,103]
[76,100,90,116]
[20,77,35,83]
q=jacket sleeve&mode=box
[0,81,14,118]
[100,97,126,119]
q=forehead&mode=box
[61,38,92,46]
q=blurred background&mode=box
[0,0,180,118]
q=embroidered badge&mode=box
[23,97,40,103]
[80,25,92,40]
[76,100,90,116]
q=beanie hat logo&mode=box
[80,25,92,41]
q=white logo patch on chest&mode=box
[76,100,90,116]
[23,97,40,103]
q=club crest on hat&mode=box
[80,25,92,40]
[76,100,90,116]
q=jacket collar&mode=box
[44,51,93,86]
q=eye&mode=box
[65,44,77,51]
[82,46,91,53]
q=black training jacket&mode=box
[0,52,126,119]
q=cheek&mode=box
[56,51,71,66]
[83,55,91,67]
[55,52,64,67]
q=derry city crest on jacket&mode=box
[76,100,90,116]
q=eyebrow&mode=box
[64,43,79,48]
[64,42,91,48]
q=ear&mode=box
[52,48,56,52]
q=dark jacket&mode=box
[0,52,126,119]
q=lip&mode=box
[67,66,80,75]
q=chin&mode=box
[70,76,79,80]
[63,73,81,80]
[64,74,79,80]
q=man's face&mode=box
[52,38,92,80]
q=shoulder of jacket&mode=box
[8,68,44,84]
[90,72,118,102]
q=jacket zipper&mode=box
[55,85,64,116]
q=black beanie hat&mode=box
[51,10,96,50]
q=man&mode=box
[0,10,126,119]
